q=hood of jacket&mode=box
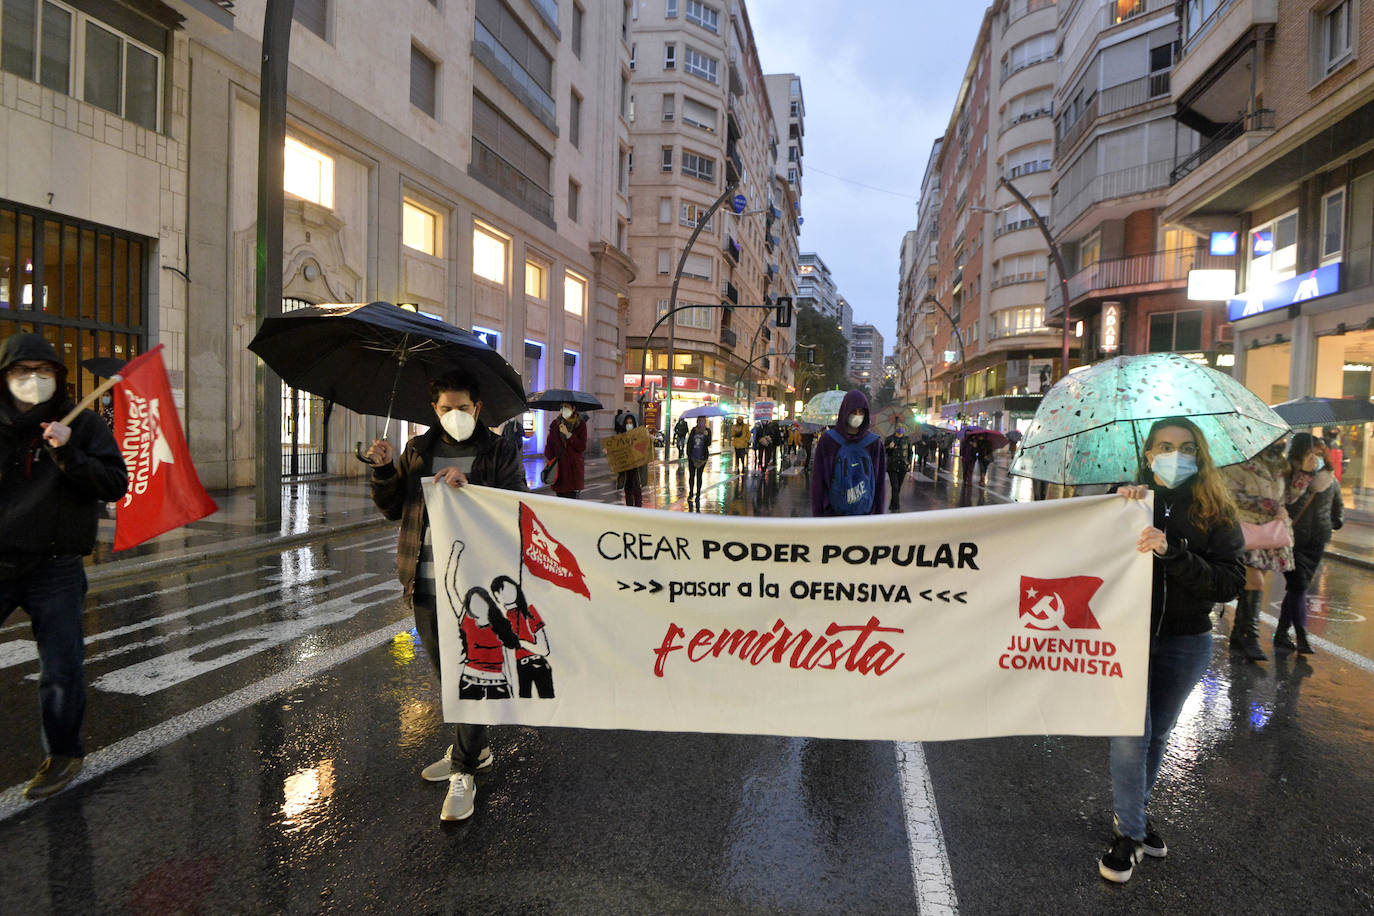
[0,333,70,421]
[835,389,871,440]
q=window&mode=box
[564,349,580,388]
[1248,209,1299,289]
[681,252,712,280]
[1148,309,1202,352]
[657,249,671,274]
[681,97,717,132]
[659,198,672,223]
[410,45,437,117]
[1324,1,1354,74]
[629,43,636,70]
[680,202,715,231]
[686,0,719,32]
[620,73,629,118]
[402,199,440,255]
[675,305,713,329]
[662,93,675,120]
[994,253,1046,285]
[664,42,676,69]
[618,147,629,193]
[1002,32,1054,80]
[471,92,553,223]
[666,0,678,17]
[473,221,508,285]
[525,260,547,299]
[787,146,798,161]
[2,3,165,130]
[994,306,1046,337]
[788,168,797,183]
[564,270,586,316]
[681,150,715,181]
[568,178,580,222]
[475,0,554,120]
[683,46,717,83]
[283,136,335,207]
[293,0,327,38]
[661,146,674,172]
[569,90,582,147]
[1322,188,1345,263]
[572,2,583,58]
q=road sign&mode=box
[732,194,747,214]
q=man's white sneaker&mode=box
[440,772,476,822]
[420,745,492,782]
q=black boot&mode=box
[1230,591,1268,661]
[1273,592,1296,652]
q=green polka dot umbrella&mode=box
[1010,353,1290,485]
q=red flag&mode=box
[113,345,217,550]
[520,503,591,599]
[1018,575,1103,631]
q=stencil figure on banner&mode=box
[1100,417,1244,885]
[811,389,886,517]
[366,367,528,824]
[0,332,129,801]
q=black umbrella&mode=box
[526,388,603,411]
[81,357,127,378]
[1271,396,1374,429]
[247,301,526,430]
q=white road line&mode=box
[895,741,959,915]
[0,640,37,670]
[0,614,408,825]
[332,533,398,551]
[1259,611,1374,674]
[94,567,276,608]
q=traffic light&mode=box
[775,296,793,327]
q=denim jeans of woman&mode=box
[1109,631,1213,840]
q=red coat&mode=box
[545,415,587,492]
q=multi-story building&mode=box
[1164,0,1374,496]
[622,0,792,430]
[766,72,805,415]
[796,251,838,319]
[896,139,943,410]
[0,0,638,489]
[1050,0,1235,367]
[849,323,884,389]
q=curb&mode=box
[1325,548,1374,572]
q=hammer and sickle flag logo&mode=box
[1018,575,1103,631]
[519,502,591,599]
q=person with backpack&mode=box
[884,426,913,511]
[685,416,712,508]
[810,390,885,516]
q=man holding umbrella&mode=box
[366,368,527,823]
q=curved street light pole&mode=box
[732,344,814,411]
[997,176,1073,381]
[921,293,967,427]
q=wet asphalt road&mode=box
[3,452,1374,914]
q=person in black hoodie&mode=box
[1275,432,1343,655]
[0,333,127,799]
[1099,416,1244,884]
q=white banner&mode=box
[423,485,1154,742]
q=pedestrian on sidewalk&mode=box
[545,403,587,499]
[0,333,128,800]
[1275,433,1343,655]
[810,390,884,516]
[801,427,816,473]
[616,413,647,507]
[685,415,712,508]
[1101,417,1244,884]
[673,417,689,460]
[1219,439,1292,661]
[884,426,912,511]
[613,408,626,434]
[366,368,527,823]
[730,416,750,471]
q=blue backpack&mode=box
[825,428,877,515]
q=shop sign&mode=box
[1210,231,1238,256]
[1100,303,1120,352]
[1226,264,1341,322]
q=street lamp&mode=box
[920,293,967,427]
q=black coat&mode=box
[1286,471,1343,590]
[1147,478,1246,637]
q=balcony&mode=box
[1170,108,1274,184]
[1051,158,1172,233]
[720,326,738,348]
[1054,247,1239,310]
[726,146,744,183]
[1175,0,1276,100]
[722,280,739,303]
[1056,93,1099,156]
[470,138,555,227]
[1100,71,1171,115]
[722,236,741,264]
[993,217,1038,239]
[1006,159,1052,181]
[1000,106,1053,136]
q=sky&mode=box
[747,0,990,356]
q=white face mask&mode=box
[561,407,574,420]
[847,412,864,429]
[1313,456,1325,472]
[1150,451,1197,488]
[624,419,635,429]
[8,375,56,407]
[440,408,477,443]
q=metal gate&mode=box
[281,297,328,477]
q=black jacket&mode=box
[1147,478,1245,637]
[0,334,128,559]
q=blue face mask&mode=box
[1313,457,1325,472]
[1150,451,1197,488]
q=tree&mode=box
[796,303,850,395]
[873,373,897,410]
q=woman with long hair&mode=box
[1218,437,1293,661]
[1276,433,1344,654]
[1101,417,1245,884]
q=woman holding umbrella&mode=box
[1102,417,1245,884]
[545,403,587,498]
[1275,433,1343,654]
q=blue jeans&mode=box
[1110,631,1213,840]
[0,555,89,758]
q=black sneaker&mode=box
[1099,835,1144,883]
[1115,815,1168,859]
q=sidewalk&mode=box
[83,448,1374,583]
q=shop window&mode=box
[284,136,335,208]
[1248,209,1298,290]
[473,221,508,285]
[563,349,579,388]
[1148,309,1202,352]
[564,270,586,316]
[402,199,440,256]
